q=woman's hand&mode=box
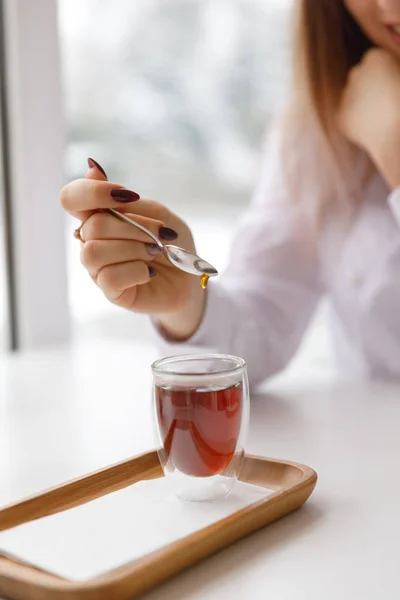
[339,48,400,189]
[60,160,205,339]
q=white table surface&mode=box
[1,339,400,599]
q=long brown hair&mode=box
[283,1,372,219]
[295,0,370,138]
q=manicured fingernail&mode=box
[159,226,178,241]
[146,243,161,255]
[148,266,157,278]
[110,189,140,202]
[87,157,107,179]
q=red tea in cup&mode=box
[156,383,242,477]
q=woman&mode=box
[61,0,400,384]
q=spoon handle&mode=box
[107,208,163,249]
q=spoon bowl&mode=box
[163,245,218,277]
[107,209,218,278]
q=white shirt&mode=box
[158,130,400,386]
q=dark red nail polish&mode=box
[159,226,178,241]
[87,157,108,179]
[148,266,157,278]
[146,243,161,255]
[110,189,140,202]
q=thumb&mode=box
[86,157,108,181]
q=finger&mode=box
[85,158,170,224]
[72,159,109,222]
[77,194,175,225]
[81,211,166,244]
[97,261,154,301]
[86,157,108,182]
[80,239,161,278]
[60,178,140,219]
[83,160,168,223]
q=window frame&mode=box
[0,0,70,350]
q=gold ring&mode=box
[73,226,84,242]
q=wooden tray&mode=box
[0,451,317,600]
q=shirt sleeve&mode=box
[155,127,323,387]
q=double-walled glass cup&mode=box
[152,354,249,501]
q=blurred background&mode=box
[0,0,329,369]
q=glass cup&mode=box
[152,354,249,501]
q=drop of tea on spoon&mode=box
[200,274,209,289]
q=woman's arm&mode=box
[339,49,400,190]
[157,130,323,387]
